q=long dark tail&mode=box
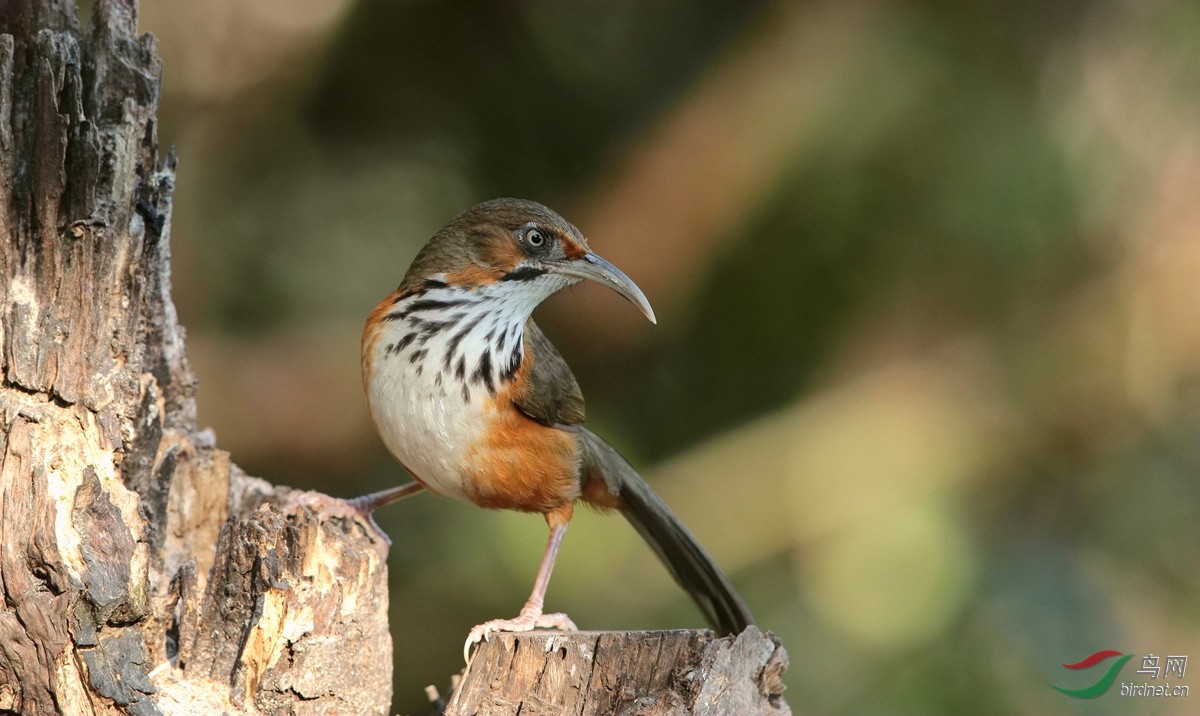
[578,429,754,636]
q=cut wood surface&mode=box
[447,627,790,716]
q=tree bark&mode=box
[448,628,790,716]
[0,2,391,714]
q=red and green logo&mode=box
[1048,650,1133,699]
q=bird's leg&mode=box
[346,481,425,513]
[287,481,425,546]
[343,481,425,543]
[464,507,577,661]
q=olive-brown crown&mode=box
[398,198,590,292]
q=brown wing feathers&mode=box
[511,320,586,429]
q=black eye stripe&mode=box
[500,266,547,281]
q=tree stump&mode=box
[0,1,391,713]
[447,627,790,716]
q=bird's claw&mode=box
[284,491,393,547]
[463,611,577,663]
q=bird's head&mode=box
[401,198,655,323]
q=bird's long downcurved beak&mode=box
[552,251,656,324]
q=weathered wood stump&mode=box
[0,1,391,713]
[447,627,790,716]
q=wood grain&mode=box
[448,627,791,716]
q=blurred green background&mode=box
[139,0,1197,713]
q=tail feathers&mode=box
[579,429,754,636]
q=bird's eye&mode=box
[526,228,546,247]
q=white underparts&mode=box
[364,272,573,502]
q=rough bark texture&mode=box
[0,1,391,714]
[447,627,790,716]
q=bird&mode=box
[353,198,753,656]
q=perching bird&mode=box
[354,198,753,655]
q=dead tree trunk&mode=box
[0,2,391,714]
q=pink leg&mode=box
[347,481,424,513]
[464,515,577,661]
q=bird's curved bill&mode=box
[552,251,656,324]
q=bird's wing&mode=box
[511,319,586,429]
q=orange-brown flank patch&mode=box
[463,344,582,513]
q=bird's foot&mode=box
[463,609,577,662]
[284,490,392,547]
